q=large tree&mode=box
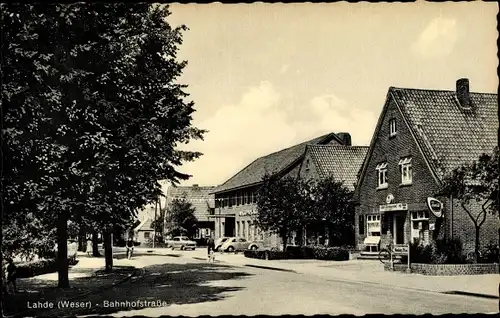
[440,147,499,260]
[310,176,354,246]
[2,3,204,286]
[165,197,198,238]
[256,175,314,250]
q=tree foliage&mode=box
[310,176,354,245]
[2,3,203,285]
[440,146,499,259]
[256,175,314,250]
[165,198,198,238]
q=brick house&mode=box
[164,184,216,239]
[354,79,498,255]
[298,144,369,245]
[210,132,353,248]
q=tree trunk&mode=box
[78,227,86,252]
[475,226,481,261]
[104,229,113,272]
[281,231,288,251]
[57,215,69,288]
[92,231,100,257]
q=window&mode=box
[242,222,246,239]
[236,192,241,206]
[246,192,251,204]
[358,215,365,235]
[305,159,310,171]
[173,237,179,241]
[376,162,388,189]
[229,195,233,208]
[242,191,247,205]
[239,238,246,242]
[389,118,397,137]
[236,221,240,237]
[366,215,381,236]
[215,198,220,209]
[411,211,430,244]
[144,232,150,239]
[399,157,412,185]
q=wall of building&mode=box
[355,97,441,250]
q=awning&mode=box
[376,162,387,170]
[399,157,412,165]
[364,236,381,246]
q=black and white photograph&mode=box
[2,2,498,317]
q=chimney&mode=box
[337,132,352,146]
[456,78,471,109]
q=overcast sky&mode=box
[163,2,498,189]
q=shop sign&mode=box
[427,197,443,218]
[379,203,408,212]
[392,244,409,255]
[429,223,435,231]
[238,210,258,217]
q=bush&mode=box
[408,239,466,264]
[245,245,349,261]
[479,243,499,263]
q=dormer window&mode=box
[389,118,397,137]
[376,162,388,189]
[399,157,413,185]
[305,159,310,171]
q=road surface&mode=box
[37,255,496,316]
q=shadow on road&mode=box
[40,262,253,316]
[2,265,135,317]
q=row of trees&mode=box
[255,175,354,250]
[2,3,204,287]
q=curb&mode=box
[244,264,297,273]
[441,290,499,299]
[4,265,141,318]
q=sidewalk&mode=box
[198,252,499,299]
[2,256,138,317]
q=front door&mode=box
[393,214,406,244]
[224,217,235,237]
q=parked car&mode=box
[214,237,230,251]
[221,237,252,252]
[167,236,197,250]
[247,240,262,250]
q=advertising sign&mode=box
[427,197,443,218]
[379,203,408,212]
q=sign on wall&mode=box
[427,197,443,218]
[379,203,408,212]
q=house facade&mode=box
[164,184,216,239]
[298,144,369,246]
[354,79,498,254]
[211,132,354,248]
[133,218,154,245]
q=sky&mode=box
[161,2,498,190]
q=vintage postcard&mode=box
[2,2,498,317]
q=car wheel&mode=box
[251,245,258,250]
[227,246,234,252]
[214,246,219,252]
[171,246,175,250]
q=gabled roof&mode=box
[134,218,153,232]
[166,185,216,220]
[212,132,345,194]
[357,85,498,193]
[307,145,369,191]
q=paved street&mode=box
[35,253,496,317]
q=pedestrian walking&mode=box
[207,235,215,263]
[86,238,92,256]
[5,258,17,294]
[126,239,134,260]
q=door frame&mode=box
[392,213,406,244]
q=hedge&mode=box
[15,256,79,279]
[244,246,350,261]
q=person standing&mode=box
[126,239,134,260]
[86,238,92,257]
[207,235,215,263]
